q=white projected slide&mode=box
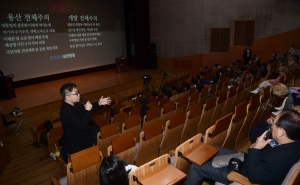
[0,0,126,81]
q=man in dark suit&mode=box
[59,82,111,155]
[243,45,252,62]
[184,110,300,185]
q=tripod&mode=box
[159,73,171,92]
[143,78,155,96]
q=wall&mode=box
[157,27,300,76]
[150,0,300,58]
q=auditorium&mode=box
[0,0,300,184]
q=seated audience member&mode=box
[100,155,137,185]
[288,55,299,72]
[243,45,252,62]
[268,52,277,64]
[260,62,268,77]
[250,66,288,94]
[39,120,53,146]
[272,87,300,115]
[184,110,300,185]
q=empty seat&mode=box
[50,145,102,185]
[222,101,248,151]
[221,86,237,117]
[97,123,119,158]
[196,96,217,135]
[205,113,234,147]
[176,96,189,114]
[180,102,202,144]
[235,92,261,149]
[143,107,161,128]
[230,82,245,112]
[159,101,176,128]
[160,110,185,156]
[210,90,227,126]
[129,154,186,185]
[135,120,163,166]
[108,131,136,164]
[111,112,127,133]
[174,133,202,174]
[122,114,141,142]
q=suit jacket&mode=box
[240,140,300,185]
[243,49,252,60]
[60,101,101,154]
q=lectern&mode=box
[115,57,128,73]
[4,75,16,99]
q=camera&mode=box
[143,75,152,81]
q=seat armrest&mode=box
[227,171,260,185]
[50,176,61,185]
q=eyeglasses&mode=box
[67,91,80,96]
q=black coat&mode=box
[60,101,101,154]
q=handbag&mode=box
[212,152,245,168]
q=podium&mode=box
[115,57,128,73]
[4,75,16,99]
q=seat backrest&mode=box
[112,112,127,133]
[147,101,158,110]
[130,105,141,117]
[123,100,134,107]
[215,80,224,96]
[160,110,185,156]
[47,126,64,154]
[210,84,217,95]
[170,94,179,102]
[120,105,133,117]
[197,96,217,135]
[174,133,202,174]
[251,86,271,128]
[180,91,189,98]
[122,114,141,142]
[95,118,109,128]
[180,102,202,144]
[97,123,119,158]
[51,111,61,123]
[230,82,245,113]
[158,97,170,108]
[199,87,209,103]
[221,86,237,117]
[67,146,101,185]
[35,114,52,142]
[143,107,161,127]
[189,91,200,107]
[210,90,228,126]
[222,101,248,150]
[235,92,261,149]
[108,131,136,164]
[160,101,176,128]
[135,120,163,166]
[176,96,189,114]
[156,94,165,102]
[205,113,233,147]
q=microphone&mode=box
[80,97,93,110]
[80,97,87,104]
